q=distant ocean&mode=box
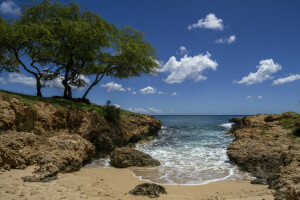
[92,115,253,185]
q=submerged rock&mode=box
[110,147,160,168]
[129,183,167,198]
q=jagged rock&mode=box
[264,115,277,122]
[0,92,162,181]
[251,178,268,185]
[110,147,160,168]
[227,113,300,200]
[0,131,95,181]
[129,183,167,198]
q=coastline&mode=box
[0,165,275,200]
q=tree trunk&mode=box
[36,78,42,97]
[81,72,105,100]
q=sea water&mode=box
[91,115,253,185]
[132,115,253,185]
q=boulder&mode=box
[110,147,160,168]
[129,183,167,198]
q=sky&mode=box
[0,0,300,115]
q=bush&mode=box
[104,100,121,122]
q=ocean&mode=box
[93,115,253,185]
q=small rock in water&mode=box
[129,183,167,198]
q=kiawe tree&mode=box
[0,0,159,100]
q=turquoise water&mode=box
[133,115,253,185]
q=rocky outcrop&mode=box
[110,147,160,168]
[227,113,300,200]
[0,131,95,182]
[129,183,167,198]
[0,92,162,181]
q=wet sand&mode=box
[0,165,274,200]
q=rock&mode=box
[227,113,300,200]
[264,115,276,122]
[251,178,268,185]
[110,147,160,168]
[129,183,167,198]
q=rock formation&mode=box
[227,113,300,200]
[110,147,160,168]
[0,91,162,181]
[129,183,167,198]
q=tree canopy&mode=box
[0,0,159,100]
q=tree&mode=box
[0,16,54,96]
[19,0,159,100]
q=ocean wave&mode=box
[219,123,234,129]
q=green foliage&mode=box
[104,100,121,122]
[277,112,300,139]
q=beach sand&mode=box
[0,165,274,200]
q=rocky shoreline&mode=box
[227,113,300,200]
[0,92,162,182]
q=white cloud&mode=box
[177,46,189,55]
[188,13,224,30]
[140,86,156,94]
[159,52,218,84]
[7,73,36,87]
[127,87,131,91]
[0,77,7,85]
[272,74,300,85]
[127,107,162,114]
[7,73,90,90]
[101,81,126,92]
[148,108,162,113]
[132,91,137,94]
[171,92,178,96]
[246,95,263,99]
[215,35,236,44]
[158,91,166,95]
[0,1,20,15]
[113,104,121,108]
[234,59,282,85]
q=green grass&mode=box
[277,112,300,139]
[0,90,138,119]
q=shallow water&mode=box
[90,115,253,185]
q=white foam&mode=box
[219,123,234,129]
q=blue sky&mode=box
[0,0,300,115]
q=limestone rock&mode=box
[129,183,167,198]
[110,147,160,168]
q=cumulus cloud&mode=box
[6,73,90,90]
[177,46,189,55]
[132,91,137,94]
[159,52,218,84]
[188,13,224,30]
[171,92,178,96]
[101,81,126,92]
[113,104,121,108]
[0,1,20,15]
[158,91,166,95]
[7,73,36,87]
[272,74,300,85]
[215,35,236,44]
[140,86,156,94]
[234,59,282,85]
[258,96,263,99]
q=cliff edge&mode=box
[227,113,300,200]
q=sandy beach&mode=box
[0,165,274,200]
